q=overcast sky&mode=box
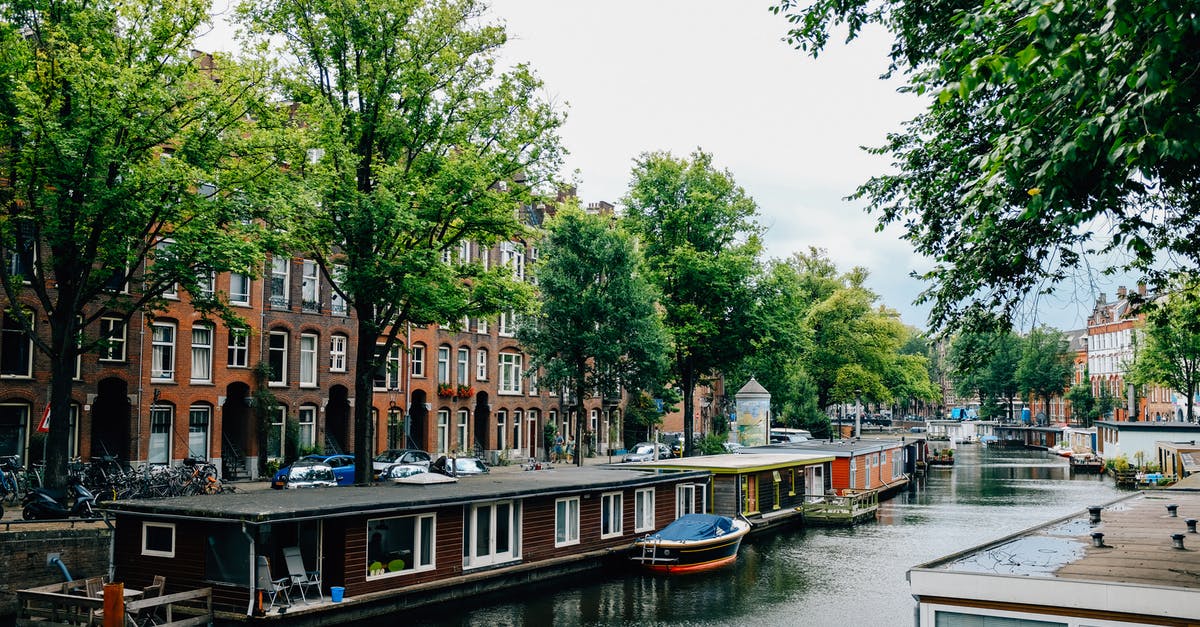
[200,0,1118,333]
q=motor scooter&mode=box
[22,477,97,520]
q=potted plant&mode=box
[456,384,474,399]
[437,383,455,398]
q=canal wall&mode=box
[0,525,111,617]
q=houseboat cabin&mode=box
[102,467,711,622]
[739,438,914,498]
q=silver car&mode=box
[282,462,338,489]
[622,442,673,462]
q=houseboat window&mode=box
[463,500,519,568]
[600,492,623,538]
[677,484,702,518]
[849,458,857,490]
[366,514,435,578]
[142,522,175,558]
[204,526,250,585]
[634,488,655,532]
[554,497,580,547]
[932,610,1065,627]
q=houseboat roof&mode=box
[909,490,1200,622]
[618,452,832,474]
[739,438,907,457]
[101,467,710,524]
[1096,420,1200,432]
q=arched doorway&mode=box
[473,391,491,453]
[90,378,130,460]
[326,385,351,454]
[221,382,252,479]
[409,390,428,451]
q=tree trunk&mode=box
[44,305,80,489]
[680,365,696,458]
[352,322,379,484]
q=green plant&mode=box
[1110,455,1131,472]
[696,432,728,455]
[265,459,282,476]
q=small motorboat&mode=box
[630,513,751,574]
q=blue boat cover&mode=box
[650,514,735,541]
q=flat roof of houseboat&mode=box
[619,452,832,473]
[909,490,1200,620]
[101,466,709,523]
[739,438,908,457]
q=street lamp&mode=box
[855,389,862,439]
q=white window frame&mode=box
[270,256,290,308]
[187,405,211,460]
[437,345,451,385]
[498,310,516,337]
[99,317,127,363]
[155,240,178,299]
[436,409,449,454]
[601,492,623,539]
[299,333,318,387]
[301,260,320,312]
[456,409,469,452]
[464,500,519,569]
[366,514,437,579]
[141,521,176,558]
[298,405,317,448]
[190,324,213,383]
[634,488,656,532]
[148,405,173,464]
[528,369,538,396]
[197,269,216,300]
[457,347,469,385]
[227,328,249,368]
[150,322,176,381]
[476,349,488,381]
[496,410,507,451]
[676,484,704,518]
[330,334,348,372]
[849,457,857,490]
[268,331,288,386]
[475,317,488,334]
[411,344,426,378]
[498,352,522,394]
[229,273,251,306]
[554,497,580,547]
[0,311,34,378]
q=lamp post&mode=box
[855,389,862,439]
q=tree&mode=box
[773,0,1200,332]
[240,0,564,482]
[1066,381,1095,427]
[0,0,273,487]
[947,329,1021,421]
[1017,326,1074,424]
[517,206,668,466]
[622,149,762,457]
[1129,282,1200,423]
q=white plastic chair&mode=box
[282,546,323,603]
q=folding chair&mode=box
[131,579,164,627]
[282,546,323,603]
[255,556,291,612]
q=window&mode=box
[270,256,290,309]
[367,514,435,577]
[229,273,251,305]
[188,406,210,460]
[150,323,176,381]
[456,410,469,452]
[849,458,857,489]
[148,405,172,464]
[227,328,248,368]
[677,484,701,518]
[496,410,507,451]
[512,410,522,451]
[330,264,348,315]
[190,325,213,382]
[330,334,348,372]
[298,405,316,448]
[197,269,216,300]
[436,409,449,454]
[457,348,469,384]
[6,221,36,282]
[267,406,285,459]
[932,611,1066,627]
[458,240,471,264]
[0,404,30,457]
[601,492,623,538]
[464,500,519,568]
[555,497,580,547]
[498,310,516,336]
[479,246,490,270]
[156,240,178,298]
[634,488,655,532]
[1,311,33,377]
[590,408,598,433]
[99,318,126,362]
[410,344,426,378]
[301,260,320,312]
[141,522,176,558]
[374,344,402,390]
[437,345,450,384]
[498,352,522,394]
[299,333,318,387]
[268,331,288,386]
[475,318,488,334]
[476,349,488,381]
[528,369,538,396]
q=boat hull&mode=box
[631,517,751,574]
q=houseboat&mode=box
[99,467,712,624]
[741,437,917,500]
[630,513,751,574]
[909,491,1200,626]
[618,452,833,531]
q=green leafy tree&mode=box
[622,149,763,457]
[1129,281,1200,423]
[239,0,564,482]
[1094,385,1118,423]
[947,329,1021,421]
[1066,381,1095,427]
[773,0,1200,332]
[517,207,668,466]
[805,281,907,411]
[0,0,272,487]
[1017,326,1074,423]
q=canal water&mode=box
[406,445,1125,627]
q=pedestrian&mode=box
[553,434,563,462]
[565,437,574,464]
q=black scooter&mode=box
[22,477,97,520]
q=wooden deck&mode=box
[16,580,212,626]
[802,491,878,525]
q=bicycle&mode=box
[0,456,23,505]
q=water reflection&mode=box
[403,446,1123,626]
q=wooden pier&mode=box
[16,579,212,626]
[802,491,879,525]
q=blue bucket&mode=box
[331,586,344,603]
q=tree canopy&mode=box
[1128,281,1200,423]
[773,0,1200,332]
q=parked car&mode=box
[770,431,809,444]
[430,456,490,477]
[722,441,745,453]
[622,442,673,462]
[271,454,355,489]
[379,464,431,481]
[372,449,432,477]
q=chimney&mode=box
[1117,285,1127,298]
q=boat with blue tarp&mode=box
[630,513,751,574]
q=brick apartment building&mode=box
[0,203,626,479]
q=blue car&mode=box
[271,454,356,489]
